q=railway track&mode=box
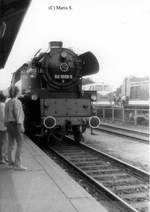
[48,137,150,212]
[98,124,149,143]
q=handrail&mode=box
[96,106,149,126]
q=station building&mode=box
[122,76,149,101]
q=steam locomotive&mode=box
[11,41,100,143]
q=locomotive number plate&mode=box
[54,74,73,79]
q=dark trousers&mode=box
[0,131,7,161]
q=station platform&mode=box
[0,135,107,212]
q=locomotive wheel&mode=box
[24,120,40,139]
[47,126,65,143]
[81,122,88,133]
[72,126,84,143]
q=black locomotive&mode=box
[11,41,100,143]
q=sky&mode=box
[0,0,150,90]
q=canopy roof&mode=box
[0,0,31,69]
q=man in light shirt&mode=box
[5,86,27,170]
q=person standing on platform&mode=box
[90,104,97,135]
[5,86,27,170]
[0,92,7,164]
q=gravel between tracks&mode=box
[83,128,150,172]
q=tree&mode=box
[115,85,122,96]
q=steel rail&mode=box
[97,125,149,143]
[48,137,149,212]
[100,124,149,137]
[80,142,150,181]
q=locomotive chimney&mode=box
[49,41,63,49]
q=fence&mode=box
[96,106,149,126]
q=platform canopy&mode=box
[0,0,31,69]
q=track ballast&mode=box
[48,137,150,212]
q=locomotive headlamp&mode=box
[31,94,38,101]
[61,51,67,58]
[91,94,97,101]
